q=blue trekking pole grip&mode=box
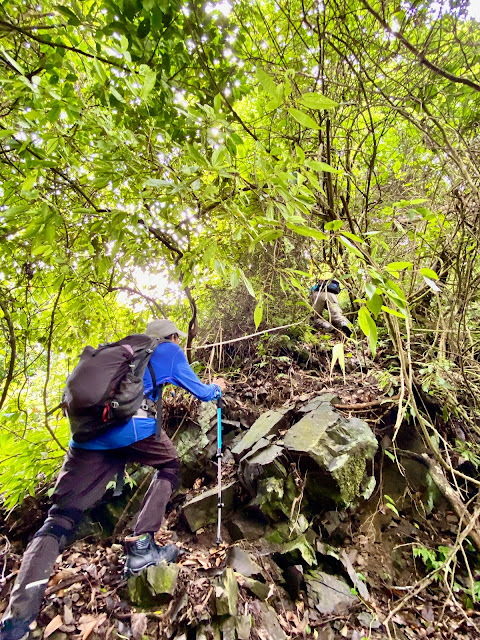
[216,396,223,544]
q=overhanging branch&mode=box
[359,0,480,93]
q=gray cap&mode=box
[145,319,187,339]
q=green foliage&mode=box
[454,441,480,470]
[383,494,399,516]
[1,0,480,506]
[413,544,451,579]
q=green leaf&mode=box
[381,305,407,319]
[358,306,377,358]
[386,261,412,271]
[286,223,327,241]
[230,268,239,288]
[46,138,59,154]
[366,293,383,318]
[303,170,325,194]
[385,501,399,516]
[288,108,320,130]
[23,221,40,238]
[385,279,407,303]
[22,172,38,191]
[213,258,227,277]
[338,235,364,258]
[296,145,305,164]
[305,159,340,173]
[393,198,428,207]
[325,220,343,231]
[385,450,396,462]
[93,58,107,84]
[110,86,125,103]
[137,16,151,38]
[32,244,53,257]
[141,67,157,98]
[56,4,81,22]
[1,204,32,218]
[254,229,283,244]
[254,299,263,329]
[211,146,226,167]
[256,69,277,98]
[0,47,25,75]
[145,178,173,188]
[267,84,284,109]
[340,231,364,243]
[241,271,256,298]
[186,143,207,166]
[420,267,439,280]
[298,93,338,110]
[203,242,216,265]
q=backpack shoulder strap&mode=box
[145,337,165,391]
[145,337,165,440]
[147,361,157,390]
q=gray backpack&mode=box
[63,334,163,442]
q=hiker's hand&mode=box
[213,377,227,392]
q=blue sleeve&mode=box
[170,349,221,402]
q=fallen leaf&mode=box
[78,613,107,640]
[197,557,211,569]
[81,620,97,640]
[421,605,435,623]
[266,583,275,600]
[48,568,76,586]
[44,615,63,638]
[131,612,148,640]
[63,605,74,625]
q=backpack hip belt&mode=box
[132,396,157,419]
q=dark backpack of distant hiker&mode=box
[63,334,163,443]
[312,279,341,295]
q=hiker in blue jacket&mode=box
[1,319,226,640]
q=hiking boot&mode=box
[124,533,179,577]
[0,618,30,640]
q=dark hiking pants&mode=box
[2,432,180,627]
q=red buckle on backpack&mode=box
[102,404,110,422]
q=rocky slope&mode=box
[1,357,479,640]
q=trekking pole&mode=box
[216,396,224,545]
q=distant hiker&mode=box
[0,319,226,640]
[310,280,352,337]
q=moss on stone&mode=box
[332,451,367,505]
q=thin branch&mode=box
[359,0,480,92]
[184,285,198,362]
[137,218,183,258]
[0,296,16,411]
[333,394,400,411]
[0,20,128,70]
[94,282,167,318]
[42,283,67,451]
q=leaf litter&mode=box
[1,357,480,639]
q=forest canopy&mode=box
[1,0,480,506]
